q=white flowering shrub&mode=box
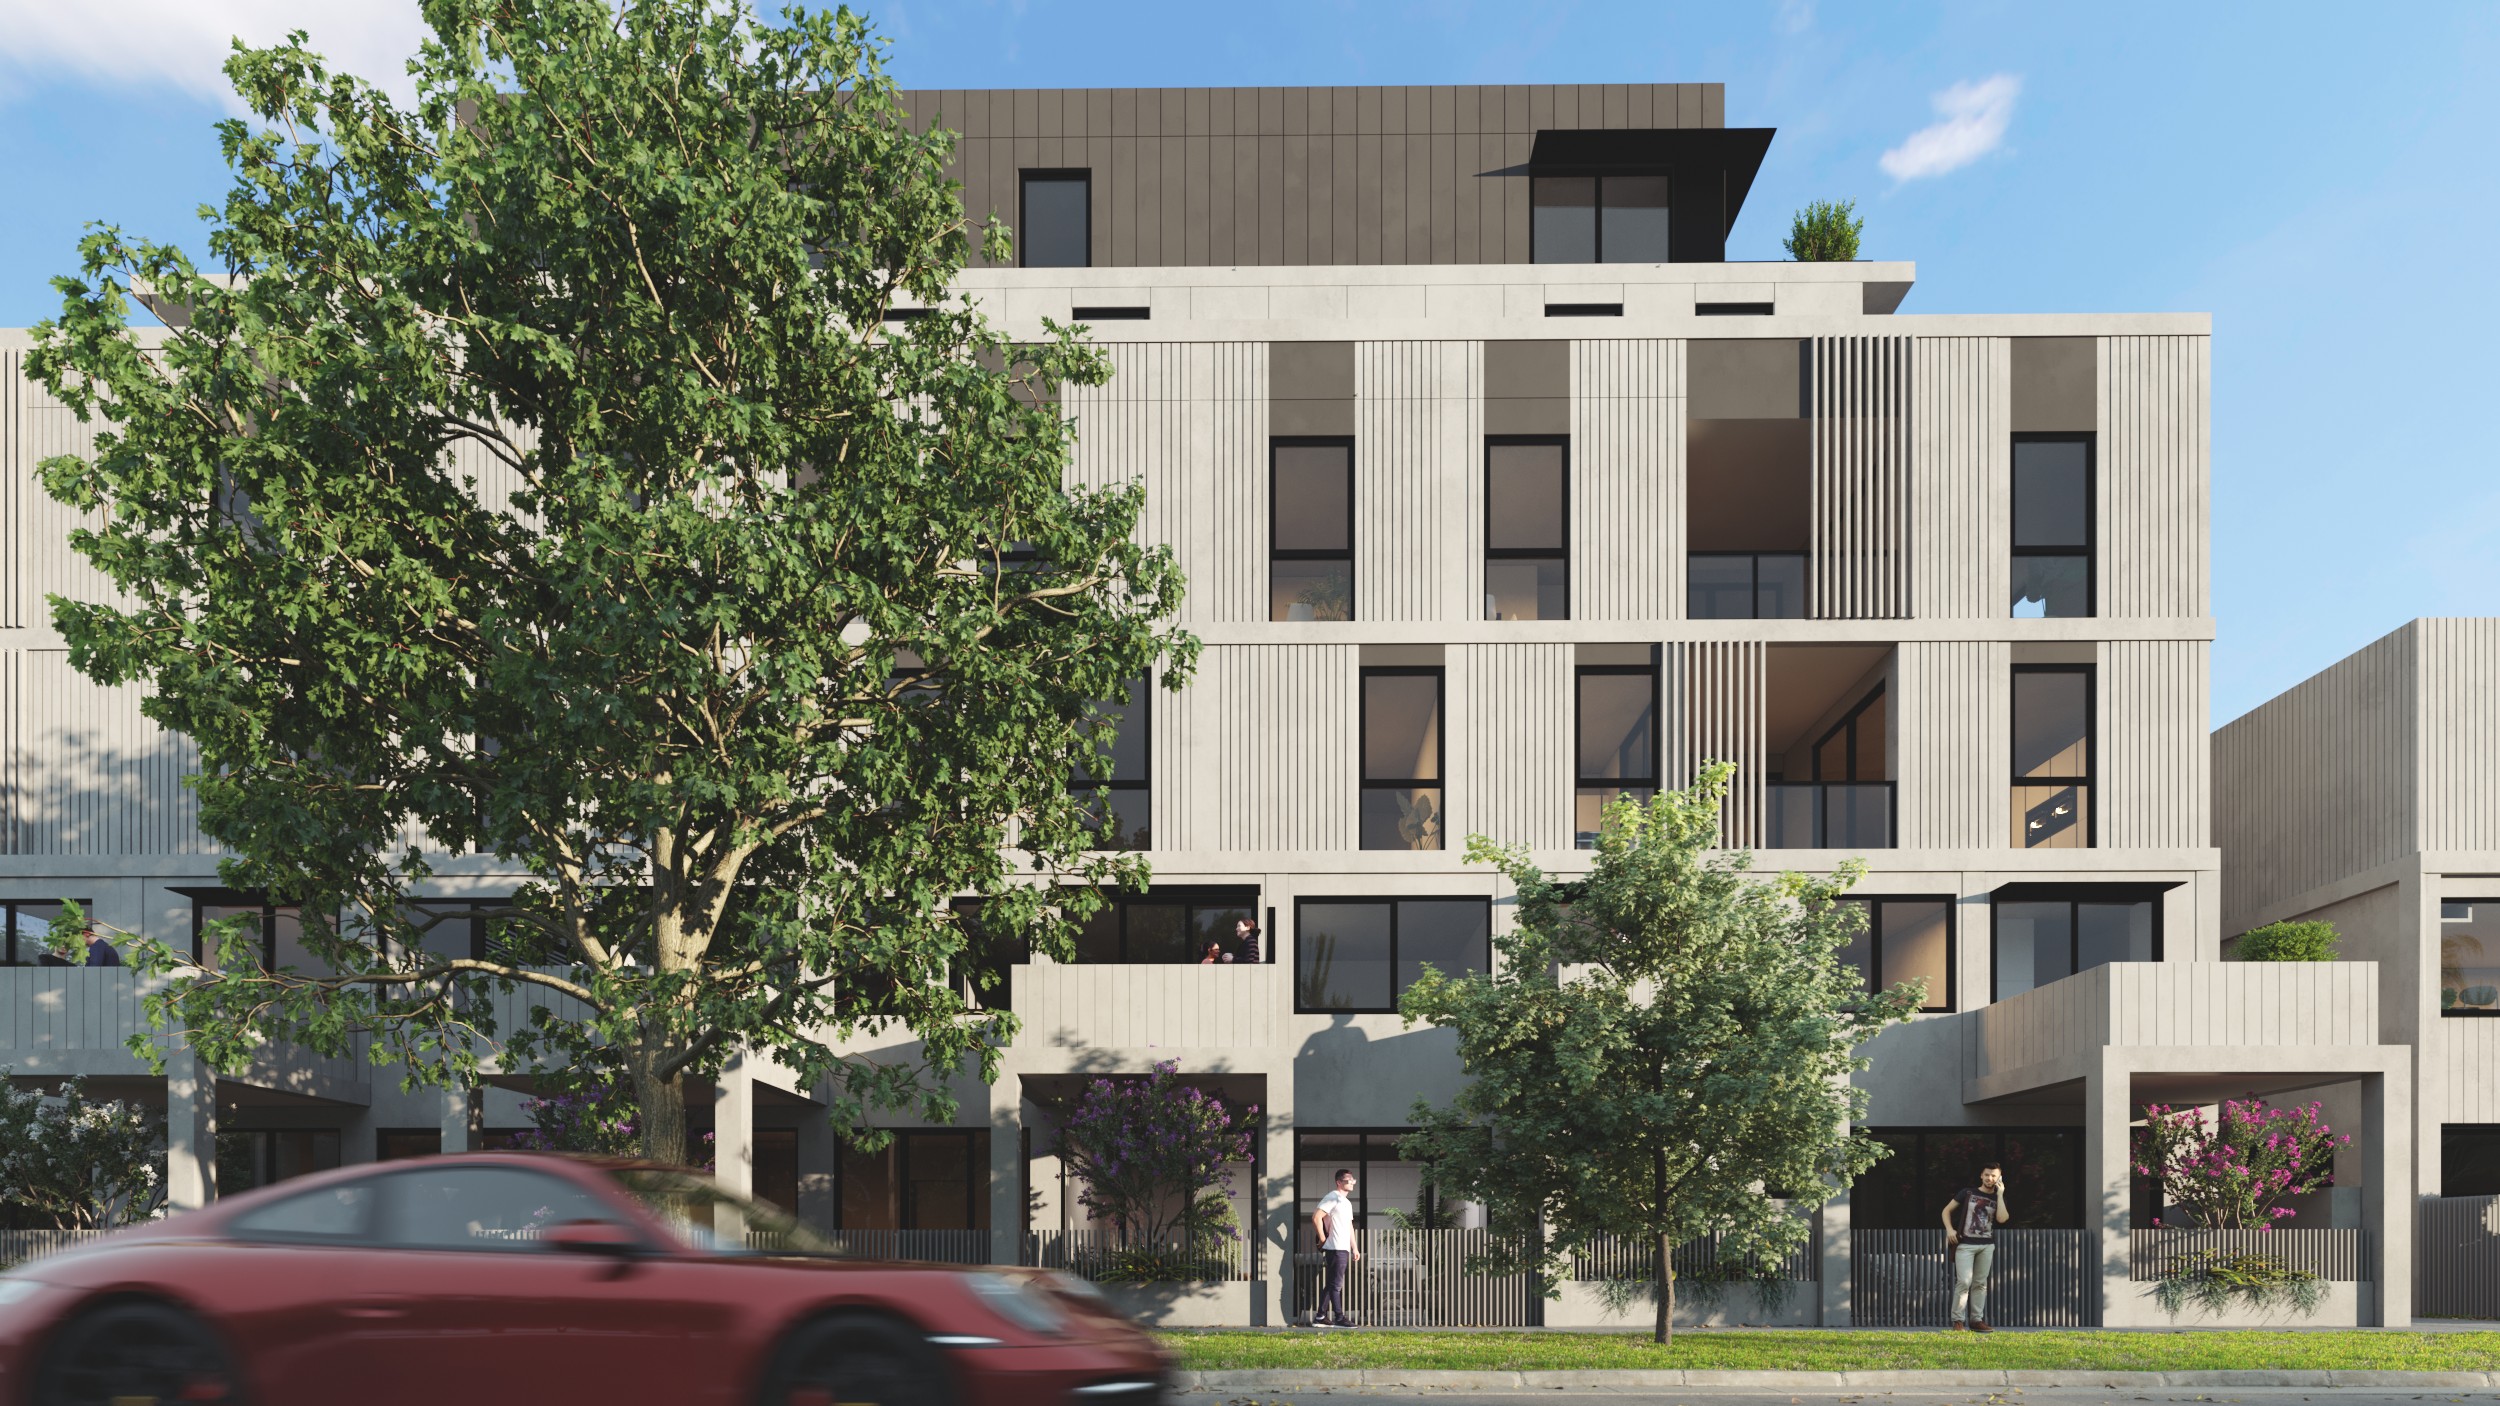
[0,1072,167,1228]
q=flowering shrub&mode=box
[1056,1060,1257,1278]
[2133,1097,2349,1230]
[510,1075,644,1158]
[0,1072,165,1228]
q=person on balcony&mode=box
[1942,1162,2009,1332]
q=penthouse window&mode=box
[1484,438,1568,621]
[2440,901,2500,1015]
[1296,898,1489,1013]
[2011,435,2094,618]
[1531,174,1669,263]
[1838,897,1953,1013]
[1018,170,1090,268]
[1992,888,2160,1001]
[2011,666,2092,849]
[1575,665,1657,848]
[1271,439,1354,621]
[1360,668,1443,851]
[1073,676,1151,850]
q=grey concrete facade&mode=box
[8,81,2416,1327]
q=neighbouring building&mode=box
[3,81,2427,1327]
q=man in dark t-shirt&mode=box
[1940,1162,2010,1331]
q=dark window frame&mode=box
[833,1127,988,1231]
[1851,1125,2088,1230]
[1529,172,1670,265]
[1989,886,2165,1003]
[2440,899,2500,1017]
[2011,663,2096,849]
[1293,1127,1428,1235]
[1074,675,1152,852]
[1017,168,1092,269]
[1574,663,1660,848]
[1270,436,1358,622]
[1685,551,1809,620]
[1358,666,1445,852]
[1812,683,1887,783]
[189,896,302,970]
[1842,895,1956,1013]
[1067,886,1267,966]
[2010,432,2097,619]
[1484,435,1571,621]
[1293,895,1488,1015]
[4,898,92,966]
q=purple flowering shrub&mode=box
[510,1075,644,1158]
[1056,1060,1258,1281]
[2133,1096,2351,1230]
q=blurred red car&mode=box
[0,1153,1168,1406]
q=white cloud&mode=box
[0,0,428,111]
[1776,0,1814,36]
[1878,73,2020,182]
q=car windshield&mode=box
[604,1168,837,1257]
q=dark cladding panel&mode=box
[1381,133,1409,265]
[1283,134,1310,266]
[1160,133,1186,264]
[1112,86,1137,138]
[1704,83,1725,127]
[1333,134,1359,266]
[1605,83,1629,128]
[1286,85,1312,136]
[1449,130,1476,264]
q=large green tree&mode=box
[27,0,1193,1163]
[1399,764,1920,1343]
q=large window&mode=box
[1687,553,1807,619]
[1360,668,1443,851]
[193,899,315,972]
[1852,1127,2084,1229]
[838,1129,989,1230]
[1768,686,1893,850]
[1840,897,1953,1012]
[1295,1130,1458,1236]
[1018,170,1091,268]
[217,1129,343,1196]
[2440,900,2500,1015]
[1484,438,1567,620]
[3,900,86,965]
[1575,666,1657,848]
[2011,435,2093,618]
[2442,1124,2500,1196]
[1992,889,2159,1001]
[1296,898,1488,1013]
[1531,174,1670,263]
[1074,676,1151,850]
[2011,666,2092,849]
[1068,887,1261,965]
[1271,439,1355,621]
[391,899,545,965]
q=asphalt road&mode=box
[1175,1380,2500,1390]
[1183,1391,2496,1405]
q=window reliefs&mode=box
[1018,170,1091,268]
[1574,664,1658,848]
[2011,433,2095,618]
[1360,667,1444,851]
[1991,888,2161,1001]
[2011,665,2093,849]
[1270,438,1355,621]
[1484,437,1568,621]
[1295,897,1489,1013]
[1530,173,1670,263]
[1839,896,1953,1013]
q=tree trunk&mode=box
[630,1048,689,1166]
[1655,1231,1674,1345]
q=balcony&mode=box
[1764,781,1894,849]
[1687,552,1807,620]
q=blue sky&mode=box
[2,1,2496,725]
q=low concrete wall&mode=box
[2105,1279,2369,1328]
[1098,1280,1253,1327]
[1545,1280,1820,1328]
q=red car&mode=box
[0,1153,1168,1406]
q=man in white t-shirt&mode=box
[1310,1168,1362,1326]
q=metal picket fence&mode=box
[1571,1215,1822,1285]
[1851,1229,2099,1326]
[0,1230,112,1270]
[1025,1229,1252,1282]
[818,1229,994,1265]
[2419,1194,2500,1319]
[2130,1227,2370,1282]
[1293,1228,1546,1327]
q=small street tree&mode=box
[1399,763,1921,1343]
[0,1074,167,1230]
[27,0,1193,1163]
[1054,1061,1258,1280]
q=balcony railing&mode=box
[1764,782,1894,849]
[1687,553,1807,620]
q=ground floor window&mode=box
[215,1129,341,1194]
[837,1129,988,1230]
[1294,1129,1465,1237]
[1852,1126,2083,1229]
[2443,1124,2500,1196]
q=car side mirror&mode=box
[543,1219,641,1257]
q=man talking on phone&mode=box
[1942,1161,2009,1331]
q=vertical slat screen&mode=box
[2104,639,2210,850]
[1205,341,1268,625]
[1,348,20,631]
[1203,643,1355,853]
[1450,643,1572,852]
[13,650,207,857]
[2418,1194,2500,1319]
[2419,618,2500,852]
[1894,640,2010,850]
[1906,337,2009,619]
[1571,338,1681,621]
[1810,336,1908,619]
[1679,640,1763,849]
[1852,1229,2099,1327]
[1061,341,1194,561]
[2101,335,2210,619]
[1356,340,1470,622]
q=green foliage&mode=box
[1783,199,1863,261]
[2151,1248,2325,1319]
[2238,919,2339,962]
[1397,762,1920,1342]
[25,0,1194,1164]
[1055,1061,1256,1272]
[0,1073,166,1229]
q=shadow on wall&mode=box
[1294,1014,1463,1127]
[9,652,222,857]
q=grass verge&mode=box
[1157,1329,2500,1373]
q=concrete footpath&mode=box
[1176,1368,2500,1392]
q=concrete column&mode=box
[1261,1074,1295,1328]
[1818,1181,1852,1326]
[2083,1053,2132,1323]
[713,1055,754,1197]
[438,1085,474,1154]
[2365,1066,2414,1325]
[987,1078,1023,1267]
[165,1053,218,1211]
[795,1106,837,1235]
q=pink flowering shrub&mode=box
[2132,1097,2350,1230]
[510,1076,644,1158]
[1057,1060,1258,1272]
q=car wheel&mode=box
[33,1300,248,1406]
[756,1312,954,1406]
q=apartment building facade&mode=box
[3,81,2414,1325]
